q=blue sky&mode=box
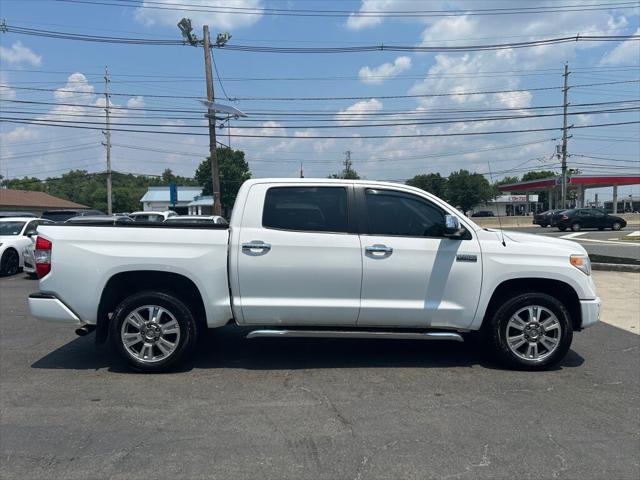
[0,0,638,202]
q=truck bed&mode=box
[36,224,232,328]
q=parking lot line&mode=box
[559,232,587,239]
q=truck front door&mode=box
[356,187,482,329]
[235,183,361,326]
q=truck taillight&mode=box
[35,236,52,278]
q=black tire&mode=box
[558,226,566,231]
[571,222,581,232]
[485,292,573,371]
[540,224,548,228]
[109,291,198,372]
[0,249,20,276]
[598,227,604,231]
[612,222,622,231]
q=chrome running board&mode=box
[246,329,464,342]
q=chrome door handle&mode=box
[242,242,271,251]
[365,245,393,254]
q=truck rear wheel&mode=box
[486,292,573,370]
[109,291,197,372]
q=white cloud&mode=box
[346,0,415,30]
[600,28,640,65]
[359,56,412,84]
[0,71,16,99]
[135,0,263,30]
[0,127,40,143]
[335,98,384,125]
[0,41,42,66]
[54,73,95,101]
[127,96,146,109]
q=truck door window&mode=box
[263,187,348,233]
[365,188,445,237]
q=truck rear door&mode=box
[233,183,361,325]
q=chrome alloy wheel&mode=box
[120,305,181,363]
[505,305,562,362]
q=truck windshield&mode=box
[0,221,26,236]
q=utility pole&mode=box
[560,62,570,209]
[178,19,237,214]
[344,150,352,172]
[103,66,113,215]
[202,25,222,216]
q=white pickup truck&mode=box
[28,179,600,372]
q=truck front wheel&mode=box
[486,292,573,370]
[109,291,197,372]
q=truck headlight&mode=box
[570,254,591,275]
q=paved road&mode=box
[505,227,640,261]
[1,274,639,479]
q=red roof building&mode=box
[0,189,88,215]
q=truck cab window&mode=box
[365,188,445,237]
[263,186,348,233]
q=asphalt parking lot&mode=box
[1,273,639,480]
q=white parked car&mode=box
[29,179,600,372]
[0,217,53,276]
[129,211,177,223]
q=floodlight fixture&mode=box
[177,18,198,46]
[215,32,232,47]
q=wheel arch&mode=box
[481,278,582,332]
[96,270,207,344]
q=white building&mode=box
[140,186,214,215]
[472,194,541,216]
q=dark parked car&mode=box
[471,210,495,217]
[42,209,105,223]
[556,209,627,232]
[533,209,564,227]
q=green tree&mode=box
[194,148,251,214]
[447,169,495,212]
[3,177,45,191]
[329,162,360,179]
[406,173,447,198]
[494,176,519,186]
[153,168,198,187]
[521,170,557,182]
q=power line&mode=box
[109,137,557,165]
[4,97,637,117]
[3,79,638,101]
[1,105,636,130]
[572,154,640,163]
[0,143,99,160]
[3,24,638,53]
[48,0,640,18]
[4,65,639,82]
[3,117,638,138]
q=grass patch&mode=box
[590,254,640,265]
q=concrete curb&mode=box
[592,262,640,273]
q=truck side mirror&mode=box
[443,214,466,238]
